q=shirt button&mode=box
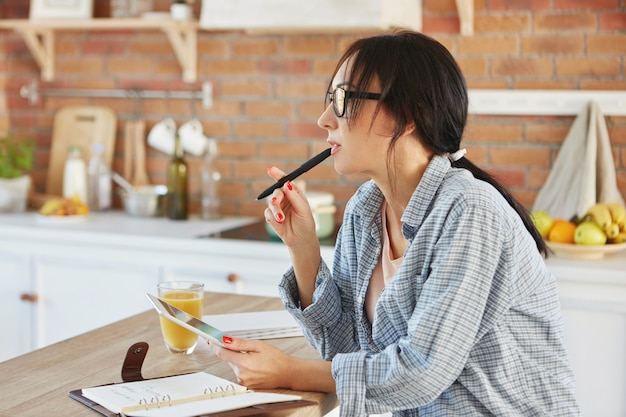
[357,296,363,303]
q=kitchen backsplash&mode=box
[0,0,625,222]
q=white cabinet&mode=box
[0,214,335,362]
[547,255,626,417]
[32,255,157,347]
[0,251,33,360]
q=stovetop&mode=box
[197,220,337,247]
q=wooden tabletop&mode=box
[0,293,337,416]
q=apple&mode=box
[531,210,554,238]
[574,221,607,245]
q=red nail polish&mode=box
[287,181,293,191]
[271,197,277,204]
[223,336,233,344]
[276,213,284,222]
[206,340,211,345]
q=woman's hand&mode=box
[264,167,318,249]
[209,336,293,389]
[209,336,336,393]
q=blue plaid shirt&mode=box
[279,155,579,416]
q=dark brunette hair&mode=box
[329,30,548,256]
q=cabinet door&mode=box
[33,255,158,348]
[0,252,33,362]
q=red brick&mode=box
[423,0,458,13]
[422,16,460,34]
[234,121,284,139]
[456,58,488,77]
[556,57,620,76]
[534,13,597,31]
[521,34,584,54]
[221,80,272,97]
[232,39,279,56]
[287,122,326,140]
[458,36,518,55]
[588,34,626,54]
[488,0,551,11]
[245,101,294,118]
[300,101,326,119]
[580,80,626,90]
[486,168,526,187]
[258,143,310,159]
[206,60,257,76]
[474,15,531,33]
[258,59,311,75]
[526,124,571,144]
[465,124,524,143]
[284,37,336,55]
[600,12,626,31]
[276,80,327,98]
[492,58,553,77]
[197,38,229,56]
[554,0,619,10]
[490,146,551,167]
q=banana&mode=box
[605,223,620,239]
[585,203,613,230]
[605,202,626,226]
[608,231,626,244]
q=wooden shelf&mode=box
[0,18,199,82]
[455,0,474,36]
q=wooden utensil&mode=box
[123,122,134,181]
[130,119,150,186]
[46,106,117,197]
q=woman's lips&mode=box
[327,140,341,155]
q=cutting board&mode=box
[46,106,117,197]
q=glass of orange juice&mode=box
[157,281,204,354]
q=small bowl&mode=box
[119,185,168,217]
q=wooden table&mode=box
[0,293,338,416]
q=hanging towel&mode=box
[533,100,625,221]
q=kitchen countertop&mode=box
[0,211,260,240]
[0,292,338,417]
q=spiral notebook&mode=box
[69,372,315,417]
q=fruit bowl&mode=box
[546,241,626,260]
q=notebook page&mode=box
[81,372,245,413]
[202,310,303,339]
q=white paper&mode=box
[81,372,301,417]
[203,310,303,340]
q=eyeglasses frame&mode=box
[326,87,383,117]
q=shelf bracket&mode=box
[162,25,197,83]
[455,0,474,36]
[16,27,55,81]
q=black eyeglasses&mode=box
[326,87,382,117]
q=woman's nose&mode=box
[318,104,336,130]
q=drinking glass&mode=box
[157,281,204,354]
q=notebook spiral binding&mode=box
[120,383,244,416]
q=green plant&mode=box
[0,135,34,179]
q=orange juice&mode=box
[158,290,203,352]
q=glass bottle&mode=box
[200,138,221,220]
[167,134,188,220]
[87,143,112,211]
[62,146,87,203]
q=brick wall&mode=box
[1,0,625,221]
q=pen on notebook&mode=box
[256,148,332,200]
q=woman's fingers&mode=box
[266,166,286,181]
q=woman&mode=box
[211,31,580,416]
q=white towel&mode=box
[533,100,625,220]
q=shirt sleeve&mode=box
[278,233,361,359]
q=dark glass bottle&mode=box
[167,134,188,220]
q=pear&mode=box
[574,221,607,246]
[531,210,553,239]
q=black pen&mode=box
[256,148,332,200]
